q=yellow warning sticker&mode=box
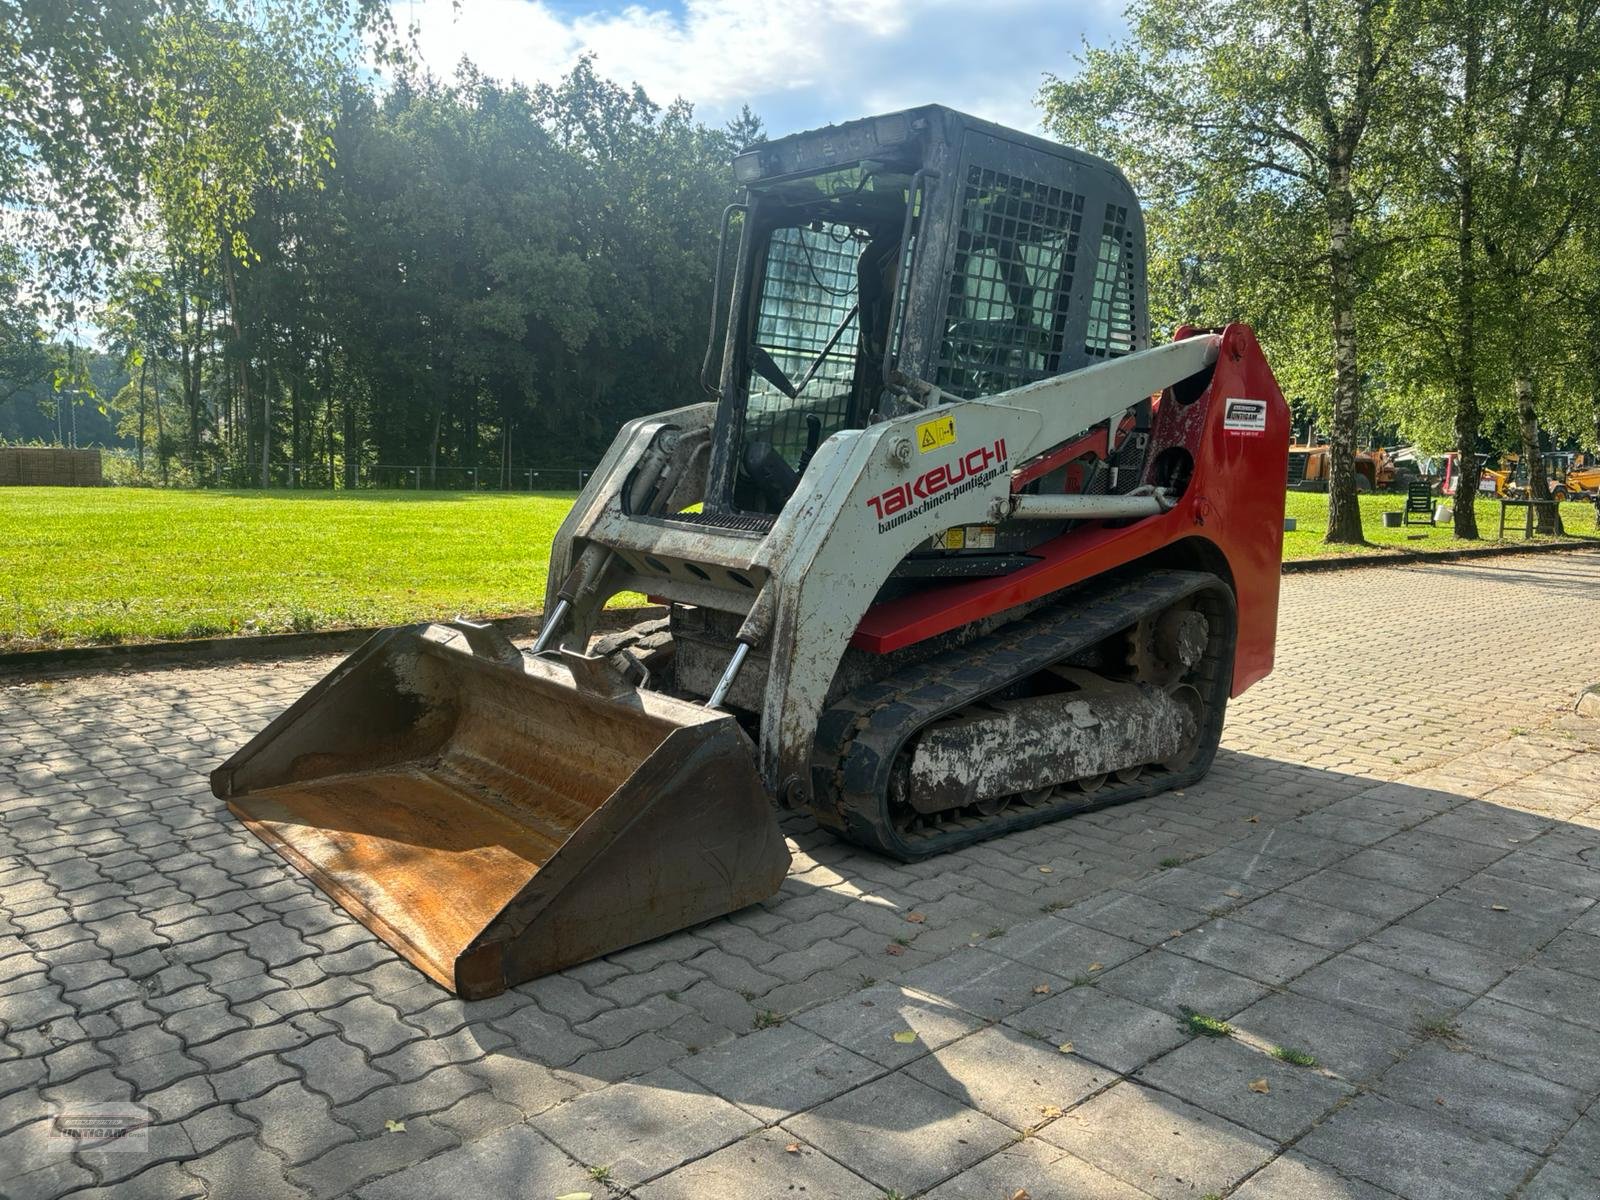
[916,414,956,453]
[942,527,966,550]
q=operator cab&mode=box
[701,105,1152,567]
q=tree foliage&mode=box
[1,21,746,488]
[1045,0,1600,539]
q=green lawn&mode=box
[0,488,586,651]
[1,486,1596,651]
[1281,490,1600,560]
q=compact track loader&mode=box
[214,106,1290,997]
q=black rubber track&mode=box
[807,569,1237,861]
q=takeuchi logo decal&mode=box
[867,438,1008,533]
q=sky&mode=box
[386,0,1128,136]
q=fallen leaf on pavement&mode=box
[555,1193,593,1200]
[1249,1078,1270,1094]
[785,1142,802,1154]
[1058,1042,1074,1053]
[892,1030,918,1044]
[1033,983,1052,995]
[906,911,927,923]
[885,943,905,956]
[1246,815,1259,823]
[1037,1106,1064,1119]
[1224,889,1243,898]
[384,1120,405,1133]
[1012,1190,1032,1200]
[1038,866,1054,874]
[1491,904,1509,912]
[1088,962,1103,972]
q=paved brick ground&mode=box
[2,549,1597,1199]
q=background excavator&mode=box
[212,106,1291,998]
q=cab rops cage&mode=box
[214,105,1289,998]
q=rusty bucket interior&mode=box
[211,624,789,998]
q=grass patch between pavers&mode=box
[1270,1045,1319,1067]
[1180,1008,1234,1038]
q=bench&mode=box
[1497,497,1564,540]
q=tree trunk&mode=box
[136,356,147,472]
[154,368,167,485]
[1513,356,1555,531]
[221,244,254,488]
[1323,163,1366,544]
[342,386,358,489]
[1452,20,1481,540]
[260,353,272,489]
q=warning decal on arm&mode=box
[916,414,957,452]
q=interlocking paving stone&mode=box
[1398,896,1566,958]
[781,1070,1013,1194]
[1229,1151,1404,1199]
[899,947,1070,1022]
[1006,985,1190,1074]
[1135,1033,1353,1141]
[536,1066,759,1186]
[673,1021,881,1123]
[1377,1043,1586,1153]
[1297,1092,1539,1200]
[981,915,1144,978]
[1227,990,1415,1085]
[1097,948,1272,1019]
[1450,996,1600,1093]
[1289,952,1474,1031]
[905,1024,1108,1130]
[6,552,1600,1199]
[1349,923,1521,993]
[354,1123,590,1199]
[1521,1159,1600,1200]
[287,1113,458,1200]
[1164,917,1327,986]
[1036,1080,1274,1200]
[634,1128,876,1199]
[789,983,983,1068]
[1059,889,1207,946]
[1332,847,1473,896]
[922,1136,1152,1199]
[1485,965,1600,1031]
[1228,890,1388,951]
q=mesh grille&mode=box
[1086,202,1139,358]
[746,224,862,467]
[667,510,776,533]
[935,166,1083,399]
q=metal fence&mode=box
[352,464,590,491]
[98,452,593,491]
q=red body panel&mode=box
[851,324,1290,699]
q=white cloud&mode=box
[389,0,1123,135]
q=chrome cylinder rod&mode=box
[530,598,570,655]
[1008,491,1170,520]
[707,642,752,710]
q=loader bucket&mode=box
[211,623,790,998]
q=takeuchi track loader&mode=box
[213,106,1291,998]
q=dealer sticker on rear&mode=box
[1222,398,1267,435]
